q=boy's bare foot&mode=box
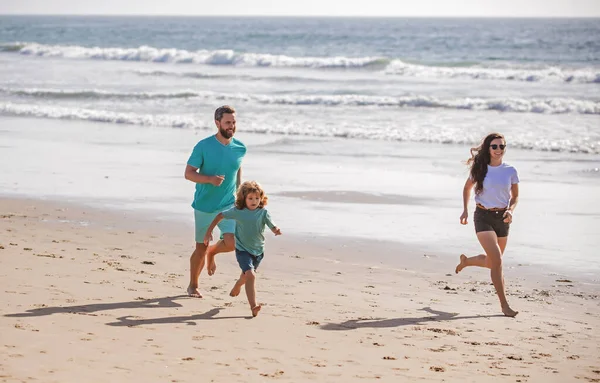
[187,286,203,298]
[206,250,217,276]
[455,254,467,274]
[251,305,262,317]
[230,284,242,297]
[502,305,519,317]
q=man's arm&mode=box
[236,167,242,189]
[184,164,223,186]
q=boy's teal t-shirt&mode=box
[221,207,276,256]
[187,135,246,213]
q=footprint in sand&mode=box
[427,328,460,336]
[259,370,284,378]
[486,341,513,346]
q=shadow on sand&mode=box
[320,307,504,331]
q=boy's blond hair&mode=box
[235,181,268,210]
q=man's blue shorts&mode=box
[194,209,235,243]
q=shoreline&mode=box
[2,116,599,278]
[2,193,598,284]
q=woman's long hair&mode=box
[235,181,268,209]
[467,133,505,194]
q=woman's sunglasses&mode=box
[490,144,506,150]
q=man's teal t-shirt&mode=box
[221,207,276,256]
[187,135,246,213]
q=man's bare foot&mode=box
[206,250,217,276]
[187,286,203,298]
[502,305,519,317]
[230,284,242,297]
[455,254,467,274]
[251,305,262,317]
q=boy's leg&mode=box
[244,269,261,317]
[230,272,246,297]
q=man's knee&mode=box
[194,243,207,256]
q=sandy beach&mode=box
[1,197,599,382]
[1,15,599,382]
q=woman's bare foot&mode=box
[502,305,519,317]
[206,250,217,276]
[230,283,242,297]
[455,254,467,274]
[187,286,203,298]
[251,305,262,317]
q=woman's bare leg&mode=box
[455,236,509,273]
[476,231,518,317]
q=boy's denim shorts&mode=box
[235,248,264,273]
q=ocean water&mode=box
[1,16,599,277]
[0,16,599,153]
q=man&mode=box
[184,105,246,298]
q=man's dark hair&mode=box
[214,105,236,121]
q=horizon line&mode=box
[1,13,600,18]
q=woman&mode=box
[455,133,519,317]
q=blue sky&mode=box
[1,0,599,17]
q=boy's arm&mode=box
[265,211,281,236]
[203,213,224,245]
[271,226,282,236]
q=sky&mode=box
[0,0,599,17]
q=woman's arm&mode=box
[460,178,475,225]
[504,183,519,223]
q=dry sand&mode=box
[1,197,599,382]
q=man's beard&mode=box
[219,127,234,139]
